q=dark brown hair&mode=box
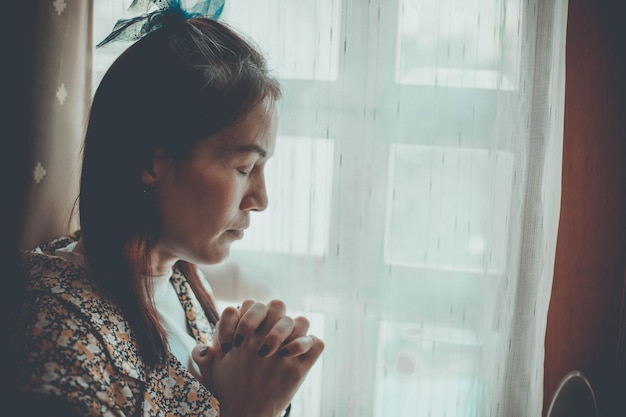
[79,16,281,364]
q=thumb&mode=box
[191,343,219,387]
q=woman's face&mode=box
[145,100,278,272]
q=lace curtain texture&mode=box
[22,0,568,416]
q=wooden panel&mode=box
[544,0,626,416]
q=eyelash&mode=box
[237,159,260,176]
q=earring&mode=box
[142,184,155,195]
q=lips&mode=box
[226,229,244,240]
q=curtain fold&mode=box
[210,1,569,415]
[500,1,568,415]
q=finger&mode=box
[233,301,268,348]
[257,315,295,358]
[297,335,325,366]
[215,306,239,354]
[238,299,257,317]
[282,316,310,345]
[191,344,212,366]
[276,334,315,358]
[191,344,218,386]
[255,299,287,335]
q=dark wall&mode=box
[544,0,626,416]
[0,2,36,413]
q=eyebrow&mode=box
[233,144,267,158]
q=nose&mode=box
[240,172,269,212]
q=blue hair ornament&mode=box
[96,0,225,48]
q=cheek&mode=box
[190,175,241,219]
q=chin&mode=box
[198,245,231,265]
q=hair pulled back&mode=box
[79,16,281,363]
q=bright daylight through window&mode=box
[93,0,526,415]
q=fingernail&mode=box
[199,346,208,357]
[233,333,244,347]
[258,344,270,358]
[221,342,230,353]
[278,348,289,357]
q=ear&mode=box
[140,149,171,186]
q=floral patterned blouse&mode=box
[15,235,220,416]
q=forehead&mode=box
[201,100,278,157]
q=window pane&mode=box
[221,0,342,80]
[396,0,521,89]
[374,320,482,417]
[384,144,514,273]
[92,0,134,90]
[93,0,344,85]
[236,136,335,256]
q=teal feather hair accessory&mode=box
[96,0,225,48]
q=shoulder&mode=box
[16,237,147,415]
[20,233,90,295]
[16,237,220,415]
[17,283,219,416]
[16,293,143,416]
[19,235,147,381]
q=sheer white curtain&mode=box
[94,1,568,415]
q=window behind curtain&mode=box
[93,1,567,415]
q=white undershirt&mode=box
[55,242,206,380]
[149,271,204,379]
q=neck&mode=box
[148,247,179,277]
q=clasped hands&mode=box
[192,299,324,417]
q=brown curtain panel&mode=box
[19,0,92,250]
[3,1,92,413]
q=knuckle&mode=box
[279,315,294,328]
[294,316,310,328]
[221,306,238,318]
[250,301,267,312]
[314,337,325,351]
[291,337,307,350]
[240,299,256,310]
[267,299,286,312]
[311,337,326,357]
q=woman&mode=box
[14,4,323,416]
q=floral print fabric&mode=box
[15,235,220,416]
[169,272,213,346]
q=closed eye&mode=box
[237,165,255,175]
